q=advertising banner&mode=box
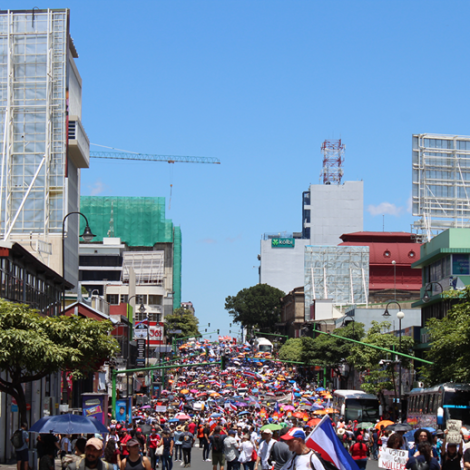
[150,325,164,344]
[82,393,108,425]
[116,398,133,423]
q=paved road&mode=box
[167,446,381,470]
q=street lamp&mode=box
[397,310,405,422]
[383,300,405,422]
[62,211,95,311]
[422,282,444,303]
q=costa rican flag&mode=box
[243,371,258,380]
[178,401,184,411]
[135,319,148,326]
[305,416,360,470]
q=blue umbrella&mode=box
[29,414,108,434]
[168,419,180,423]
[238,411,250,415]
[211,413,222,417]
[403,430,415,443]
[315,387,325,392]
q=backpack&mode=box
[11,430,24,449]
[212,436,223,453]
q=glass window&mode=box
[120,294,128,304]
[453,254,470,275]
[106,294,119,305]
[136,294,147,305]
[148,295,161,305]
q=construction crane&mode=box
[89,151,220,165]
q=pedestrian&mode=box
[386,434,403,451]
[278,427,325,470]
[180,426,194,468]
[202,424,211,462]
[67,438,107,470]
[121,439,152,470]
[408,429,439,459]
[63,437,86,470]
[210,426,227,470]
[160,430,174,470]
[224,430,241,470]
[104,439,121,470]
[239,434,254,470]
[270,429,291,470]
[147,428,162,469]
[255,429,274,470]
[14,422,29,470]
[406,442,440,470]
[442,430,463,470]
[350,435,368,470]
[173,426,183,462]
[120,429,132,458]
[370,428,379,460]
[61,434,72,458]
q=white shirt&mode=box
[259,439,275,469]
[280,451,325,470]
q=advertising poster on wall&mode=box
[116,398,133,423]
[82,393,108,425]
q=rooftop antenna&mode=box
[319,139,345,184]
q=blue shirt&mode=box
[17,429,29,451]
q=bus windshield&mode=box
[444,390,470,424]
[346,398,380,422]
[258,345,272,352]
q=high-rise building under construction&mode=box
[0,9,89,288]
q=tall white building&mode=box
[0,9,89,288]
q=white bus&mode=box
[333,389,381,424]
[254,337,273,354]
[407,383,470,430]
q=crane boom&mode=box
[90,151,220,164]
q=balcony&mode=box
[68,116,90,169]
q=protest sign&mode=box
[379,447,408,470]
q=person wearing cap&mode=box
[147,429,162,470]
[279,428,325,470]
[224,430,241,470]
[255,429,274,470]
[67,438,107,470]
[120,430,132,458]
[121,439,151,470]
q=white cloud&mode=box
[226,233,242,243]
[367,202,404,217]
[88,179,107,196]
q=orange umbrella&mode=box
[375,420,394,429]
[323,393,333,399]
[293,411,309,419]
[307,418,321,427]
[180,389,190,394]
[324,408,340,413]
[313,409,328,415]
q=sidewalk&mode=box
[0,457,63,470]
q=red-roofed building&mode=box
[339,232,422,302]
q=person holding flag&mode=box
[278,428,325,470]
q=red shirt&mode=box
[350,442,368,460]
[188,423,196,434]
[148,435,161,449]
[120,434,132,456]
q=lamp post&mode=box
[383,300,405,421]
[62,211,95,312]
[397,310,405,422]
[421,281,444,303]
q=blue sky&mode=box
[15,0,470,336]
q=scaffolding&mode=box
[0,10,68,237]
[121,251,164,285]
[412,134,470,241]
[304,245,369,318]
[319,139,345,185]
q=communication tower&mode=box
[320,139,345,184]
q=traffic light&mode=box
[221,355,227,370]
[217,329,220,334]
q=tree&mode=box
[348,320,414,413]
[420,287,470,385]
[301,322,365,368]
[164,308,200,340]
[278,338,303,362]
[225,284,285,332]
[0,300,120,425]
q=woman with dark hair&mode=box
[441,430,463,470]
[387,434,404,450]
[104,438,121,470]
[408,430,438,458]
[349,435,368,470]
[406,442,440,470]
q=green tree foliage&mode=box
[300,322,365,381]
[225,284,285,332]
[278,338,303,362]
[165,308,200,340]
[0,300,119,424]
[421,287,470,385]
[348,321,414,406]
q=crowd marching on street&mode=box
[19,339,470,470]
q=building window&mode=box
[136,294,147,305]
[106,294,119,305]
[148,295,161,305]
[120,294,128,304]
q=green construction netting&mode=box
[173,226,182,310]
[80,196,174,246]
